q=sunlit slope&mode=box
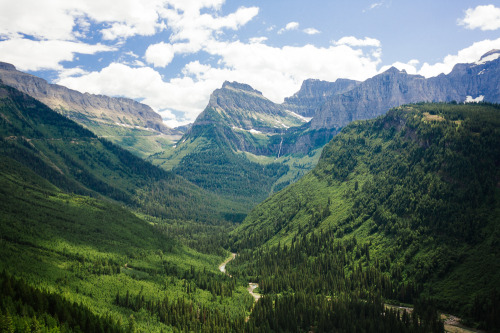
[230,103,500,326]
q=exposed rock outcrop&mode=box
[0,62,177,135]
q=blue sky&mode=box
[1,0,499,127]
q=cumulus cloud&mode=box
[0,0,168,41]
[278,22,300,34]
[380,38,500,78]
[145,42,175,67]
[249,37,268,44]
[459,5,500,31]
[334,36,381,48]
[303,28,321,35]
[418,37,500,77]
[0,39,115,71]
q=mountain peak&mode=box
[222,81,262,95]
[384,66,406,75]
[0,62,16,71]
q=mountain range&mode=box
[147,50,500,208]
[0,62,181,158]
[2,50,499,215]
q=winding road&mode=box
[219,253,260,302]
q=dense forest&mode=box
[228,103,500,331]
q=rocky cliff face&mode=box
[309,50,500,130]
[283,78,359,117]
[0,62,176,135]
[203,81,305,134]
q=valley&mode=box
[0,50,499,332]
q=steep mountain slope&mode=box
[0,82,243,222]
[0,145,253,333]
[310,50,500,130]
[150,82,321,209]
[283,78,360,117]
[207,81,304,134]
[0,62,181,157]
[229,103,500,330]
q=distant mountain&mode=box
[149,81,331,209]
[205,81,305,134]
[310,50,500,130]
[229,102,500,330]
[0,62,181,157]
[283,78,359,117]
[175,123,193,133]
[151,50,500,214]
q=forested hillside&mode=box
[228,103,500,331]
[0,83,258,331]
[0,83,244,223]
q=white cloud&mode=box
[459,5,500,31]
[303,28,320,35]
[278,21,299,34]
[249,37,268,44]
[204,41,381,101]
[145,42,175,67]
[0,39,115,71]
[418,37,500,77]
[158,4,259,55]
[0,0,168,41]
[362,2,384,13]
[334,36,381,48]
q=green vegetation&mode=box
[150,115,290,210]
[248,293,443,333]
[229,103,500,331]
[59,106,180,159]
[0,153,254,331]
[0,83,244,223]
[0,83,257,331]
[1,78,499,332]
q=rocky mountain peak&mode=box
[221,81,263,95]
[0,62,16,71]
[283,77,360,117]
[0,62,178,137]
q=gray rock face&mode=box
[201,81,305,134]
[0,62,176,135]
[310,50,500,130]
[283,78,359,117]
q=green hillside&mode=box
[0,83,256,331]
[0,83,244,223]
[0,156,254,332]
[228,103,500,330]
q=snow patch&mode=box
[478,69,486,75]
[285,109,313,122]
[475,53,500,65]
[114,122,158,132]
[232,126,263,134]
[465,95,484,103]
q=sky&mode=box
[1,0,500,127]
